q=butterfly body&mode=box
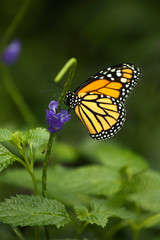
[65,63,140,140]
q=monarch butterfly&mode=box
[65,63,141,140]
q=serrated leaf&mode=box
[0,144,17,172]
[11,131,23,152]
[129,170,160,212]
[23,128,49,149]
[126,170,160,212]
[75,201,108,227]
[81,141,148,177]
[0,195,70,227]
[75,198,137,228]
[0,129,12,142]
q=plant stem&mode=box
[42,133,54,240]
[44,226,50,240]
[133,228,139,240]
[21,147,38,195]
[0,0,29,54]
[55,58,77,112]
[75,222,89,239]
[35,226,39,240]
[107,221,129,238]
[0,64,37,127]
[42,133,54,197]
[138,213,160,229]
[29,169,39,195]
[11,226,25,240]
[30,143,34,170]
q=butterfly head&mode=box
[64,91,79,109]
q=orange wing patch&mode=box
[78,79,123,99]
[121,68,133,81]
[78,79,109,94]
[96,88,120,98]
[122,68,133,74]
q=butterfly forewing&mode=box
[76,63,140,103]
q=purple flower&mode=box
[46,100,71,133]
[1,39,21,65]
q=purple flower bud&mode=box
[1,39,21,65]
[46,100,71,134]
[48,101,58,113]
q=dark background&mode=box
[0,0,160,169]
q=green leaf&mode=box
[126,170,160,212]
[56,165,122,197]
[0,195,70,227]
[53,142,79,163]
[81,141,148,177]
[0,165,122,206]
[75,198,137,228]
[0,168,33,189]
[75,199,108,227]
[0,129,12,142]
[23,128,49,149]
[0,144,18,172]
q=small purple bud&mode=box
[1,39,21,66]
[46,100,71,134]
[48,101,58,113]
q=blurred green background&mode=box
[0,0,160,170]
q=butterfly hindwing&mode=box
[74,93,126,140]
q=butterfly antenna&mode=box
[48,80,63,90]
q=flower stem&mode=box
[55,58,77,112]
[0,0,29,54]
[42,133,54,197]
[42,58,77,197]
[0,64,37,127]
[42,134,54,240]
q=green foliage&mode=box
[81,141,148,177]
[0,128,49,171]
[53,142,79,163]
[23,128,49,150]
[11,131,23,151]
[1,127,160,239]
[126,170,160,212]
[0,195,70,227]
[0,144,17,172]
[75,198,137,228]
[0,129,12,142]
[0,165,121,206]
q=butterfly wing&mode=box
[65,63,140,140]
[75,63,140,103]
[74,93,126,140]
